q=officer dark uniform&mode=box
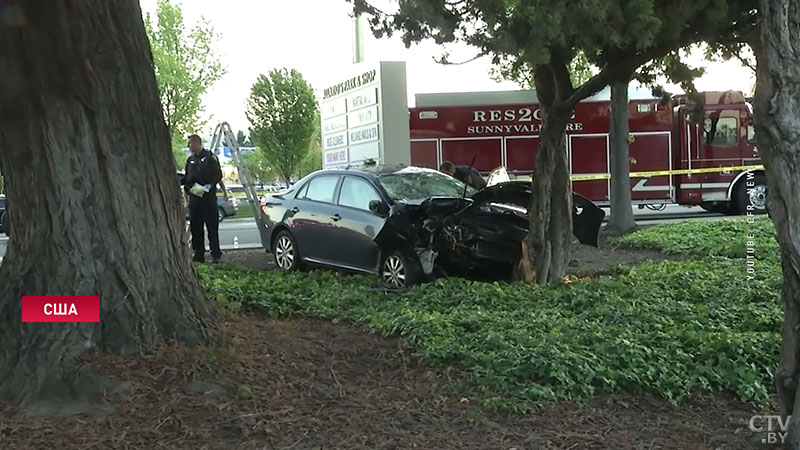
[439,161,487,190]
[183,134,223,263]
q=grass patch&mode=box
[616,216,779,263]
[230,205,257,219]
[198,256,781,413]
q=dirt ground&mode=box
[0,245,770,450]
[0,315,767,450]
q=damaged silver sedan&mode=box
[258,165,605,289]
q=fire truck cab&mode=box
[408,87,765,215]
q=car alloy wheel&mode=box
[218,207,224,223]
[274,234,295,271]
[382,254,407,288]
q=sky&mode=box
[137,0,756,136]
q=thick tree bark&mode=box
[526,64,574,284]
[752,0,800,446]
[607,79,637,236]
[0,0,219,404]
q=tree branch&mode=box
[548,50,575,102]
[434,50,488,65]
[566,25,739,107]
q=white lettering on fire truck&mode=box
[472,108,576,122]
[467,123,584,134]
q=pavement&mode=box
[0,205,731,264]
[0,217,266,264]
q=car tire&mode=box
[218,207,225,223]
[379,249,421,289]
[735,174,768,216]
[272,230,300,272]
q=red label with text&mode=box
[22,296,100,322]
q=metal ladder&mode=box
[208,122,271,250]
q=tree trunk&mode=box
[0,0,219,405]
[607,80,637,236]
[752,0,800,446]
[527,107,573,284]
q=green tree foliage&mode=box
[296,113,322,178]
[241,150,274,185]
[490,52,597,89]
[144,0,226,166]
[246,68,319,186]
[350,0,752,284]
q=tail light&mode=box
[229,197,239,207]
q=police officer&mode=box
[439,161,487,190]
[183,134,223,263]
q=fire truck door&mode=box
[696,109,741,188]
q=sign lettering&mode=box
[323,69,377,100]
[467,123,584,135]
[472,107,576,123]
[347,88,378,111]
[323,115,348,135]
[321,98,347,119]
[349,124,379,145]
[325,149,347,164]
[323,131,347,150]
[347,105,378,128]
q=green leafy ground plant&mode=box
[198,244,781,413]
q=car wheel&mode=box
[380,249,420,289]
[272,230,299,272]
[735,174,768,215]
[218,207,225,223]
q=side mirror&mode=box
[369,200,389,215]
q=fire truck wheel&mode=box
[734,173,768,216]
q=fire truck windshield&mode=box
[379,171,477,201]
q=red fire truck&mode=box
[408,87,766,215]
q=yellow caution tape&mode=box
[569,164,764,182]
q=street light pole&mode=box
[353,13,365,64]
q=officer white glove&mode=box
[189,183,206,197]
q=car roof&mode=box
[314,164,440,178]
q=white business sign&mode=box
[323,131,347,150]
[347,105,378,128]
[323,115,348,135]
[319,61,410,168]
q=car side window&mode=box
[338,176,381,211]
[301,176,339,204]
[294,181,309,199]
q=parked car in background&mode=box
[258,165,605,289]
[0,195,8,235]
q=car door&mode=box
[331,175,387,272]
[289,174,342,263]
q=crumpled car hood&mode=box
[469,181,606,247]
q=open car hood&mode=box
[470,180,606,247]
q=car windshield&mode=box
[378,169,477,201]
